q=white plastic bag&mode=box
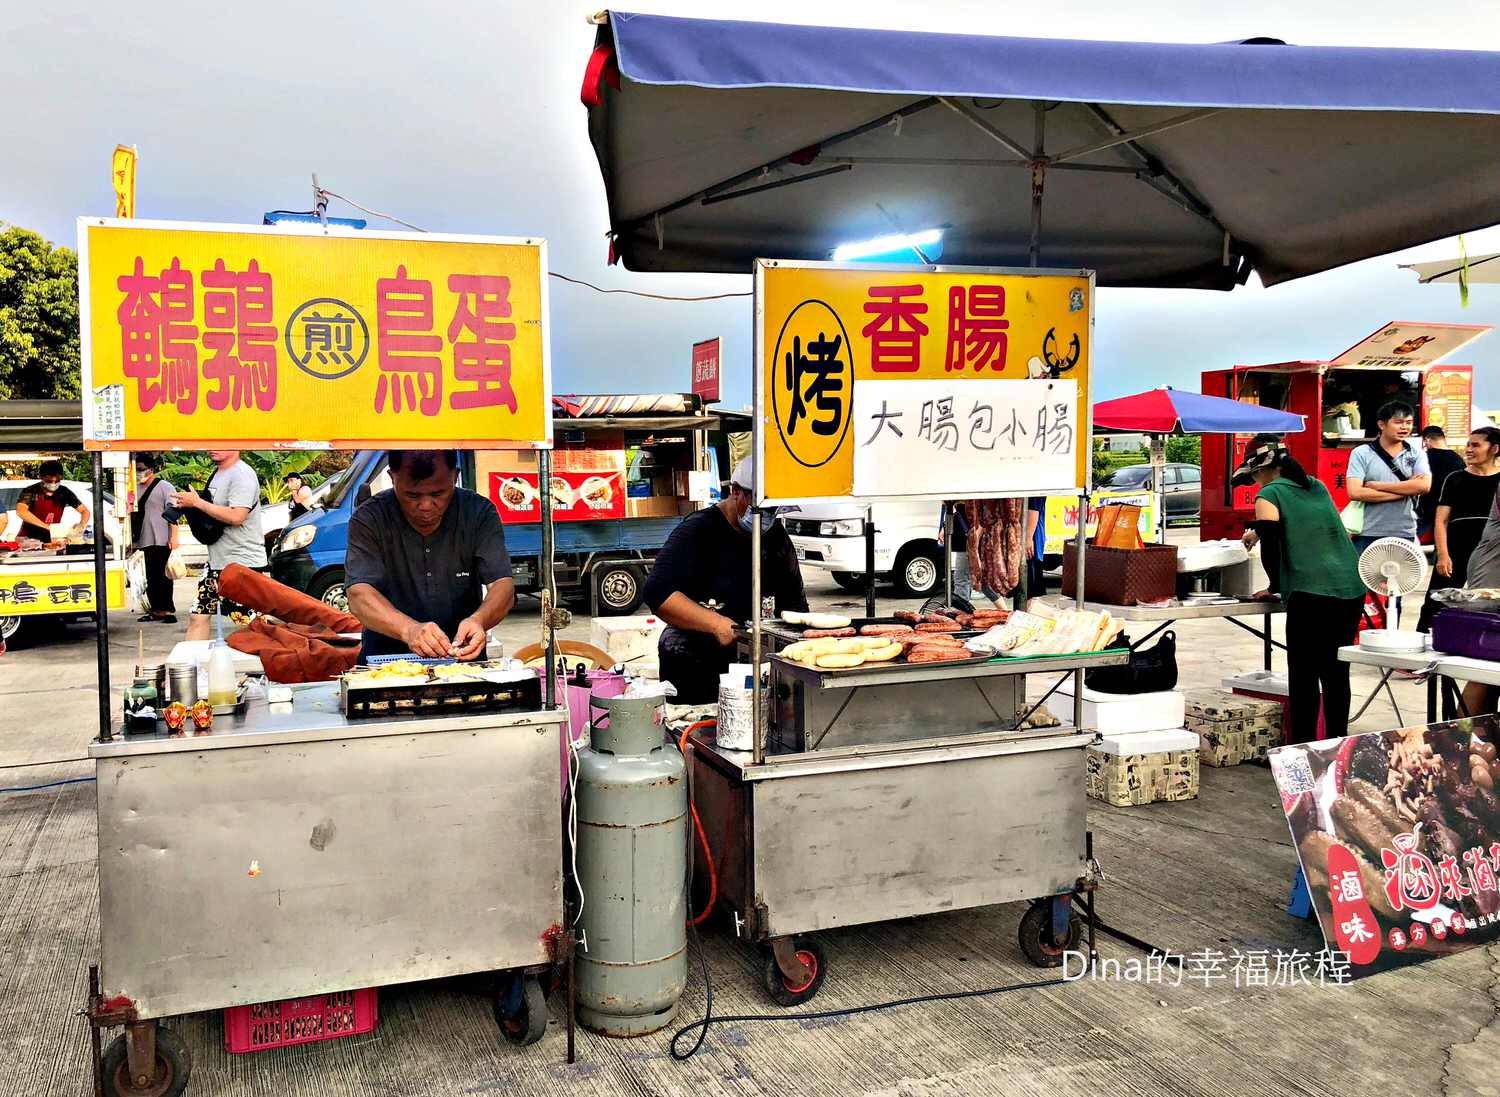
[126,551,149,613]
[165,549,188,580]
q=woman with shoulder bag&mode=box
[131,455,179,623]
[1237,439,1365,742]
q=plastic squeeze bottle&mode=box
[207,614,237,707]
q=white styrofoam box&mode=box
[1222,670,1288,698]
[590,614,665,665]
[166,639,264,676]
[1175,539,1249,573]
[1219,552,1270,598]
[1049,683,1186,734]
[1093,727,1200,756]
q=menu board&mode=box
[488,470,624,524]
[1421,365,1473,439]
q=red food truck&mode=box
[1201,322,1489,541]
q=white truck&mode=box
[784,501,945,597]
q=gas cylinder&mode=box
[574,692,687,1036]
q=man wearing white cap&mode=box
[642,455,808,703]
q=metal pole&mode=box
[1152,433,1167,544]
[93,452,113,743]
[864,506,876,618]
[1073,490,1087,732]
[539,448,556,707]
[1028,103,1046,268]
[751,512,763,765]
[943,505,953,606]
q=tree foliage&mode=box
[0,226,80,400]
[1165,434,1202,465]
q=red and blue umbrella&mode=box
[1093,388,1305,435]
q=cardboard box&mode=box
[1086,729,1200,806]
[626,497,680,519]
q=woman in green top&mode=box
[1236,438,1365,743]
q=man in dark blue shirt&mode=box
[345,450,514,662]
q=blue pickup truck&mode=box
[269,402,736,615]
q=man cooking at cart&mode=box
[345,449,515,662]
[643,456,808,704]
[15,460,90,543]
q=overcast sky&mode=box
[3,0,1498,411]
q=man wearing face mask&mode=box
[643,456,808,704]
[16,460,90,543]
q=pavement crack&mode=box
[1440,944,1500,1097]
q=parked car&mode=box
[1098,462,1201,520]
[785,501,946,597]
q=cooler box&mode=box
[1182,686,1283,765]
[1047,683,1185,734]
[1432,608,1500,662]
[590,615,665,668]
[1086,728,1199,807]
[1222,671,1321,744]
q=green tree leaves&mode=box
[0,226,80,400]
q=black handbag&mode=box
[163,471,256,546]
[1084,630,1178,695]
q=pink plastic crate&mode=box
[223,989,378,1054]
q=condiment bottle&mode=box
[207,641,237,707]
[123,677,159,733]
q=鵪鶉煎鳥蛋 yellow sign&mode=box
[79,219,552,450]
[755,261,1093,504]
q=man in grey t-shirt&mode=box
[171,451,266,639]
[1345,400,1432,552]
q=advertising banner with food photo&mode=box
[1329,321,1489,371]
[754,260,1092,505]
[78,219,552,450]
[488,470,624,524]
[1270,717,1500,977]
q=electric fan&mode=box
[1356,537,1429,653]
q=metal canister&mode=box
[166,661,198,706]
[574,693,687,1036]
[142,663,166,702]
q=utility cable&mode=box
[670,975,1068,1061]
[0,776,96,795]
[313,186,752,302]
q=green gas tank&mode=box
[574,692,687,1036]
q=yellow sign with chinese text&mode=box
[0,566,126,616]
[756,261,1092,504]
[111,146,136,218]
[79,219,552,450]
[1042,490,1159,556]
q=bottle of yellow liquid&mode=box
[207,640,237,707]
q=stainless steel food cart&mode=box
[688,640,1120,1003]
[87,685,566,1093]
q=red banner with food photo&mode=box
[1270,716,1500,977]
[489,470,624,523]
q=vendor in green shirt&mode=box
[1237,436,1365,743]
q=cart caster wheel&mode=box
[101,1026,190,1097]
[1018,901,1083,968]
[494,973,548,1046]
[763,937,826,1007]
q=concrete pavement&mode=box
[1,563,1491,1097]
